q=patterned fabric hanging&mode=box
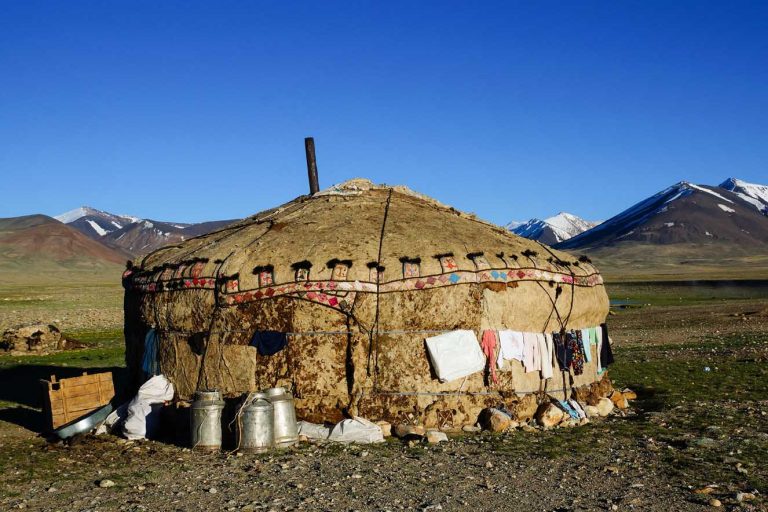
[568,330,585,375]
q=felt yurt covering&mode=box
[125,179,612,427]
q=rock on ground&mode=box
[1,323,64,352]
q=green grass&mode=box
[0,327,124,370]
[611,333,768,405]
[0,345,125,371]
[606,281,768,306]
[608,337,768,492]
[475,331,768,495]
[0,328,126,409]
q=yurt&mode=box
[125,176,614,428]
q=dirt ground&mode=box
[0,292,766,511]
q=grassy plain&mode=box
[590,243,768,281]
[0,276,766,510]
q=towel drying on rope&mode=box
[496,330,524,368]
[480,330,499,385]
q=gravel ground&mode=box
[0,415,738,512]
[0,299,766,511]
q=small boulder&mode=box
[584,405,600,418]
[535,403,565,428]
[462,425,481,433]
[596,397,614,417]
[610,391,629,410]
[736,492,755,502]
[513,394,539,421]
[98,479,115,488]
[1,324,64,352]
[376,420,392,438]
[394,424,425,439]
[425,430,448,444]
[708,498,722,508]
[478,408,512,433]
[622,388,637,400]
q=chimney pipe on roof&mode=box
[305,137,319,195]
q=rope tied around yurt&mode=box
[157,327,482,337]
[532,239,578,332]
[367,188,393,380]
[194,250,236,393]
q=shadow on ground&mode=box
[0,365,129,432]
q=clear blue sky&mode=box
[1,1,766,224]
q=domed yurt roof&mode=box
[141,178,603,293]
[126,178,612,427]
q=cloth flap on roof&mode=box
[425,330,485,383]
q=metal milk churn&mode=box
[266,388,299,448]
[239,396,274,453]
[190,390,225,451]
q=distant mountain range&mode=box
[0,215,128,284]
[508,212,600,245]
[54,206,235,256]
[557,178,768,250]
[1,177,766,283]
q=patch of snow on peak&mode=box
[663,222,675,227]
[111,221,123,229]
[54,207,91,223]
[504,220,524,230]
[142,221,154,229]
[85,219,108,236]
[686,183,733,203]
[662,188,692,205]
[717,204,735,213]
[719,178,768,213]
[511,212,599,243]
[541,212,600,241]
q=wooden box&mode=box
[41,372,115,430]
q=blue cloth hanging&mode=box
[250,330,288,356]
[141,328,160,376]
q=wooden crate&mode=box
[41,372,114,430]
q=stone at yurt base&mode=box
[124,178,616,432]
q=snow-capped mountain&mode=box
[510,212,600,245]
[55,206,236,256]
[557,180,768,250]
[102,218,234,255]
[718,178,768,215]
[504,220,524,231]
[54,206,140,240]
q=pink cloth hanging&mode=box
[480,329,499,385]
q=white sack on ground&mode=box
[425,330,485,383]
[123,375,174,440]
[297,420,331,440]
[327,417,385,444]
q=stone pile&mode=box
[1,324,65,353]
